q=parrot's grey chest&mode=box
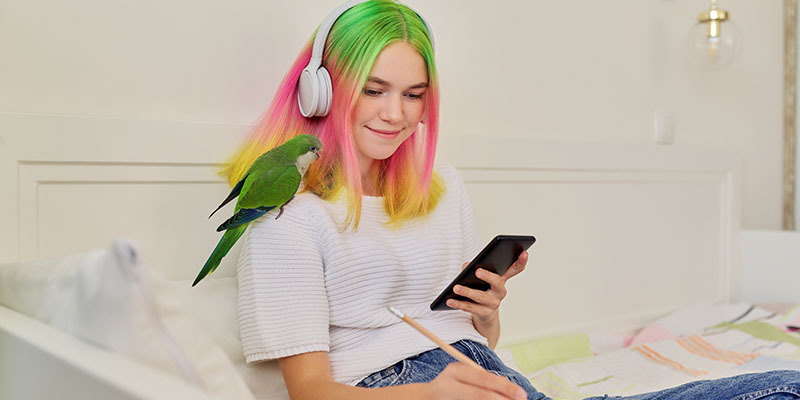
[295,151,318,176]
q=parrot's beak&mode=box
[316,152,321,159]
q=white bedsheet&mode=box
[497,303,800,399]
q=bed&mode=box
[1,112,798,399]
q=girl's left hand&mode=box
[446,251,529,323]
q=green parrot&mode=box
[193,134,323,287]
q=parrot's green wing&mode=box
[237,156,302,210]
[208,173,248,219]
[214,149,302,231]
[216,206,275,232]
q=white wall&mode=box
[740,229,800,303]
[0,0,784,229]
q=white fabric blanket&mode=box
[496,303,800,399]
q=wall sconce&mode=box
[689,0,740,69]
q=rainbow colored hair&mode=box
[221,0,443,229]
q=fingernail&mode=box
[516,388,527,400]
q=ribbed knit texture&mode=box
[236,162,486,385]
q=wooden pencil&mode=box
[388,306,484,371]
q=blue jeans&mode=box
[356,340,800,400]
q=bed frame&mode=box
[0,112,741,398]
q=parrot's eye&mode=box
[310,146,318,151]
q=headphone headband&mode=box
[297,0,434,118]
[310,0,434,66]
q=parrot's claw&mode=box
[275,195,296,219]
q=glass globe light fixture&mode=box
[688,0,740,70]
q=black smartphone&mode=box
[429,234,536,311]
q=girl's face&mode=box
[351,41,428,174]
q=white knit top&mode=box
[236,162,488,385]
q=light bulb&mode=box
[687,1,740,70]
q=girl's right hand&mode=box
[426,363,528,400]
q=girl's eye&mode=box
[364,88,383,97]
[405,93,424,100]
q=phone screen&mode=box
[429,234,536,311]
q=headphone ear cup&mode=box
[297,67,320,117]
[316,67,332,117]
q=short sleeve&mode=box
[236,199,330,363]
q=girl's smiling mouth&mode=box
[367,126,402,137]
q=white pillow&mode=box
[171,278,290,400]
[0,240,255,400]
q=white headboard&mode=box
[438,137,741,344]
[1,113,741,345]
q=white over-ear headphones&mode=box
[296,0,435,118]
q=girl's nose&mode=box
[379,94,403,123]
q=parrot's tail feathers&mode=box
[192,225,247,287]
[209,174,248,219]
[216,206,274,232]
